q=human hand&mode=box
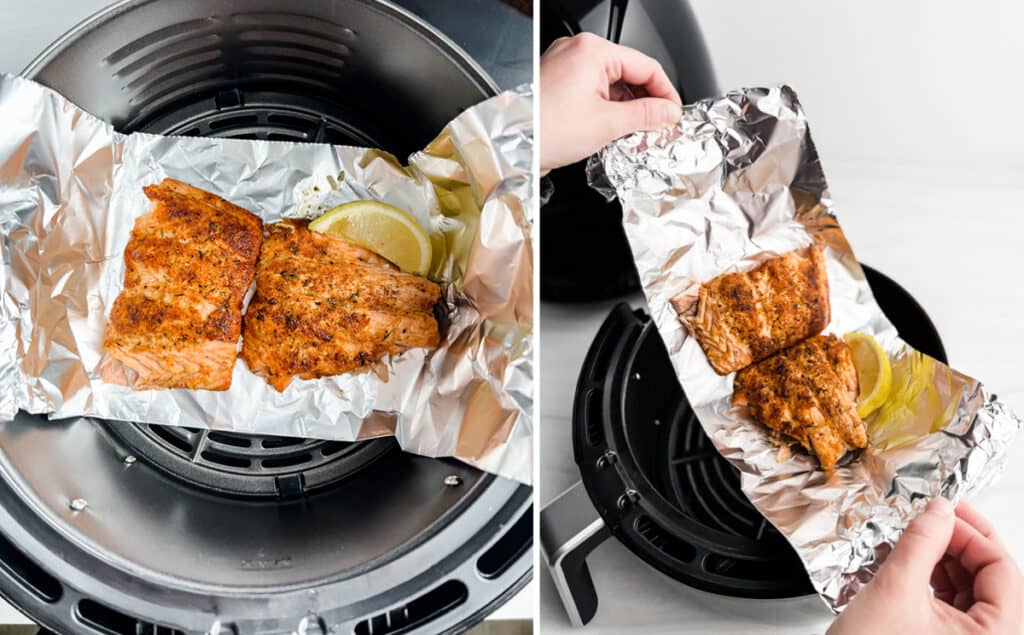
[539,33,682,174]
[828,498,1023,635]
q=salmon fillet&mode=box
[240,220,441,391]
[733,334,865,469]
[101,179,263,391]
[676,245,830,375]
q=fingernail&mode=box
[926,497,954,516]
[662,102,682,126]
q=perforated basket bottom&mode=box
[106,422,395,499]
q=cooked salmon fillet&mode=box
[733,334,865,470]
[101,179,263,391]
[240,220,441,391]
[677,245,830,375]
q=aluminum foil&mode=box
[0,73,532,484]
[590,85,1021,610]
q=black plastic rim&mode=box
[573,266,947,598]
[0,1,532,633]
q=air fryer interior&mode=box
[13,0,500,592]
[0,3,530,631]
[26,0,496,157]
[618,319,811,580]
[0,415,489,588]
[573,266,948,601]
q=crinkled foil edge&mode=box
[0,73,532,484]
[592,85,1021,610]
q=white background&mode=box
[540,1,1024,633]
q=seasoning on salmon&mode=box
[101,178,263,390]
[240,220,441,392]
[676,245,830,376]
[733,334,865,470]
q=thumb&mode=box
[878,497,955,588]
[601,97,682,140]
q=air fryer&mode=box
[541,266,948,626]
[539,0,717,301]
[0,2,532,633]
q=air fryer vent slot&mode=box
[200,450,250,468]
[583,389,603,447]
[262,453,312,468]
[702,553,778,580]
[261,436,302,449]
[76,599,184,635]
[149,425,192,454]
[0,531,61,603]
[477,505,533,578]
[353,580,468,635]
[206,114,260,130]
[207,432,251,448]
[634,515,696,564]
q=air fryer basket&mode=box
[0,2,531,633]
[543,266,948,625]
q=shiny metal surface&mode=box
[0,414,486,589]
[0,418,531,632]
[0,71,532,483]
[540,481,609,627]
[591,85,1022,610]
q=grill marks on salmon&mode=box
[677,246,830,376]
[733,334,865,470]
[240,221,441,392]
[102,179,263,391]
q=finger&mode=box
[931,554,970,596]
[947,516,1010,577]
[610,82,645,102]
[955,501,1003,547]
[943,555,973,593]
[947,517,1022,615]
[931,558,956,605]
[604,43,682,104]
[600,98,682,140]
[878,498,956,588]
[953,587,975,612]
[543,36,573,56]
[937,554,976,611]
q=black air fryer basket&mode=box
[542,266,948,626]
[0,1,532,633]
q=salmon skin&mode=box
[733,334,865,470]
[101,179,263,391]
[677,245,830,376]
[240,220,441,392]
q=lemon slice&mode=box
[869,350,937,449]
[310,201,432,276]
[844,332,893,418]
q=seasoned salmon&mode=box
[677,245,830,375]
[733,334,865,469]
[240,220,441,391]
[101,179,263,391]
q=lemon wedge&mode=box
[310,201,432,276]
[868,350,938,449]
[844,332,893,418]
